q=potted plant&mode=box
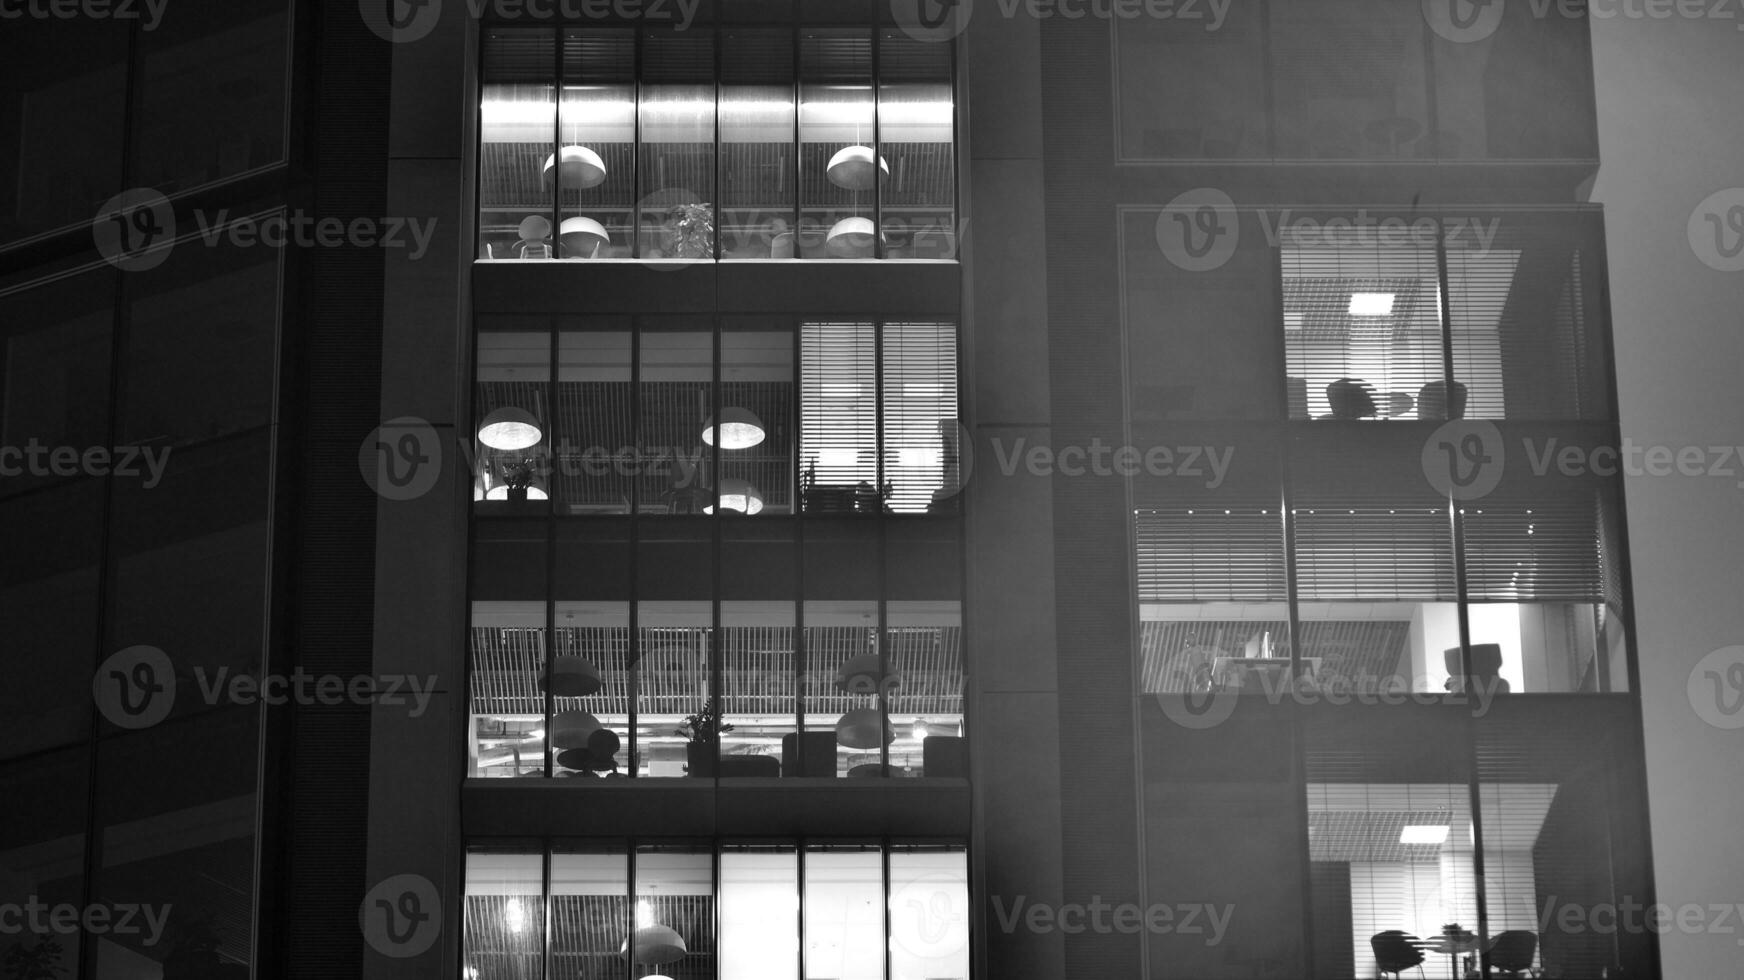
[162,914,250,980]
[676,701,733,777]
[662,203,714,259]
[3,939,67,980]
[494,456,543,506]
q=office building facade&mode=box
[6,1,1740,978]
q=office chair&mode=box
[1418,379,1469,420]
[1370,930,1427,979]
[1444,643,1512,695]
[1487,930,1538,977]
[1325,377,1378,419]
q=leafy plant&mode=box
[2,939,67,980]
[663,203,714,259]
[162,913,248,980]
[675,701,733,743]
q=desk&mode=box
[1424,931,1479,979]
[1211,657,1322,693]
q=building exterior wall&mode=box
[1590,16,1744,980]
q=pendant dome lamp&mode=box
[539,656,604,697]
[621,924,688,965]
[543,144,608,189]
[559,216,610,258]
[836,706,895,750]
[825,216,881,258]
[702,406,766,449]
[484,483,550,501]
[826,144,889,191]
[550,709,605,750]
[834,653,902,696]
[703,477,764,515]
[478,407,543,451]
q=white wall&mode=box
[1588,16,1744,980]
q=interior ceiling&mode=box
[1138,619,1410,693]
[1307,783,1559,865]
[1281,245,1523,339]
[470,623,964,719]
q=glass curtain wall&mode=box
[478,25,955,261]
[463,843,969,980]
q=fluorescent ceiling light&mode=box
[897,446,940,468]
[1400,824,1450,845]
[816,448,864,469]
[1349,293,1396,316]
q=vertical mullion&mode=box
[1422,5,1443,159]
[1260,0,1276,157]
[541,845,554,980]
[713,24,722,261]
[791,25,802,257]
[874,319,885,506]
[711,844,723,980]
[794,320,808,763]
[625,845,637,980]
[84,16,144,967]
[711,322,724,782]
[796,842,808,980]
[1441,226,1493,972]
[882,842,894,980]
[870,24,883,259]
[545,324,559,780]
[633,28,644,258]
[1273,242,1306,683]
[1466,738,1492,978]
[1438,227,1476,683]
[949,25,960,251]
[552,29,562,258]
[877,603,890,776]
[628,326,642,777]
[1588,214,1635,697]
[875,318,890,774]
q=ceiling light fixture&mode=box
[1348,292,1396,316]
[825,217,880,258]
[484,484,549,501]
[560,216,610,258]
[704,478,764,515]
[1400,824,1450,845]
[478,407,542,450]
[621,924,688,964]
[826,145,890,191]
[544,144,607,189]
[836,706,895,750]
[702,407,766,449]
